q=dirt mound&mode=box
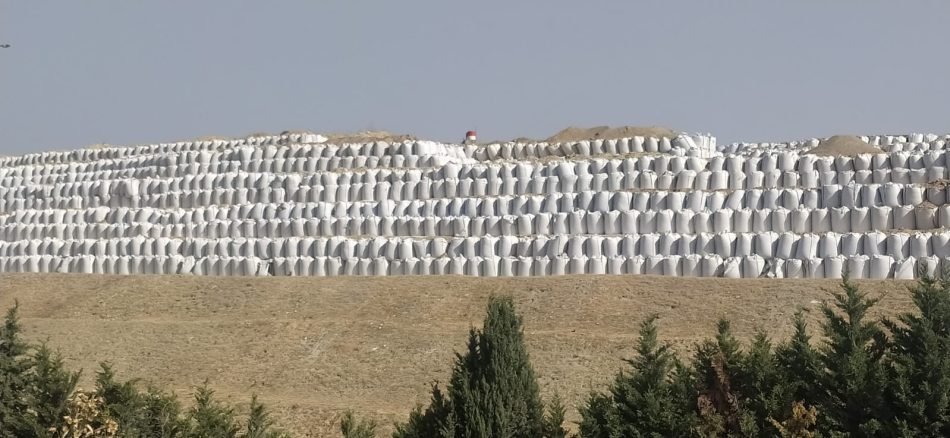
[326,130,416,144]
[545,126,677,143]
[805,135,882,156]
[925,179,950,190]
[0,274,914,437]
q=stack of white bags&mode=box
[1,132,948,278]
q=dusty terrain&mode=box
[0,274,916,436]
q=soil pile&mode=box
[545,126,677,143]
[326,130,416,144]
[805,135,882,156]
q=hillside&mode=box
[1,274,915,436]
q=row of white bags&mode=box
[6,184,941,228]
[1,230,948,260]
[7,172,949,216]
[0,254,943,279]
[7,146,950,188]
[4,204,946,242]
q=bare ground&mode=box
[0,274,916,437]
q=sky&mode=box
[1,1,948,155]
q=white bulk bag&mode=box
[533,257,551,276]
[846,256,869,279]
[551,256,569,275]
[840,233,861,256]
[909,233,932,258]
[720,257,740,278]
[824,256,846,278]
[894,206,917,230]
[869,206,893,231]
[868,255,894,279]
[894,257,916,280]
[917,256,940,277]
[644,255,664,275]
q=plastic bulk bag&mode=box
[830,208,851,233]
[907,233,934,259]
[822,256,844,278]
[718,257,739,278]
[850,207,871,233]
[867,255,894,279]
[862,232,887,256]
[752,232,776,258]
[644,255,664,275]
[916,206,937,230]
[587,256,607,275]
[750,209,770,233]
[917,256,940,277]
[741,255,766,277]
[732,209,752,233]
[894,206,917,230]
[715,233,737,258]
[550,256,569,275]
[869,206,893,231]
[839,233,863,256]
[774,233,796,259]
[846,256,869,279]
[695,233,716,255]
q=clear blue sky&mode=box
[1,1,948,155]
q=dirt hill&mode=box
[0,274,914,437]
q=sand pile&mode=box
[326,130,416,144]
[545,126,676,143]
[805,135,882,156]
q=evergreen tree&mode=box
[541,394,567,438]
[693,319,757,437]
[0,303,39,437]
[774,311,821,406]
[446,295,546,438]
[393,295,557,438]
[243,395,288,438]
[96,363,186,437]
[731,330,789,436]
[392,385,455,438]
[28,343,80,432]
[339,411,377,438]
[883,272,950,436]
[817,276,889,436]
[186,384,240,438]
[578,314,692,437]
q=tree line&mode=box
[4,273,950,437]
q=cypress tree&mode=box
[0,303,39,437]
[883,272,950,436]
[817,276,889,436]
[393,295,557,438]
[446,295,546,438]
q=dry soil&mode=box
[0,274,916,436]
